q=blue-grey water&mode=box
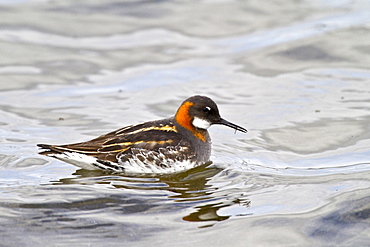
[1,1,370,246]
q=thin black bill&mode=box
[216,118,248,133]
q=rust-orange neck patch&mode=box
[175,101,207,142]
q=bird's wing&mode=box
[38,120,195,165]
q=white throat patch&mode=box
[192,117,211,130]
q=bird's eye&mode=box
[203,106,211,113]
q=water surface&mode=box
[1,0,370,246]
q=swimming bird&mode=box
[37,95,247,173]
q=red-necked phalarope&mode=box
[38,95,247,173]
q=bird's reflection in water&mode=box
[55,163,251,225]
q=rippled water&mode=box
[1,0,370,246]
